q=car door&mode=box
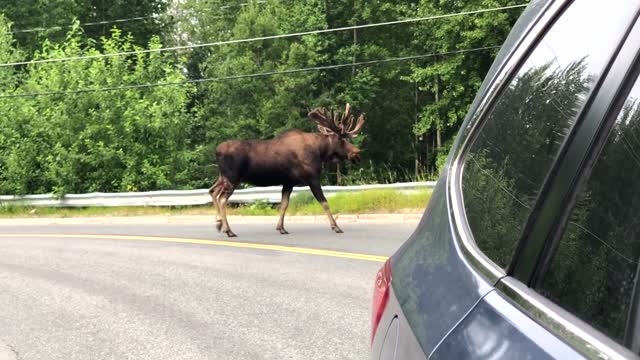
[493,22,640,360]
[429,290,583,359]
[433,0,640,358]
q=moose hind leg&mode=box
[217,178,237,237]
[309,181,343,234]
[208,178,223,231]
[276,186,293,234]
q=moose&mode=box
[209,104,365,237]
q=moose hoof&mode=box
[224,230,237,238]
[215,219,222,232]
[277,228,289,235]
[332,226,344,234]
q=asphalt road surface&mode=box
[0,222,416,360]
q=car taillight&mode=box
[371,258,392,345]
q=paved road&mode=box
[0,222,416,360]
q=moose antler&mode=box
[308,103,365,138]
[308,107,342,135]
[345,113,365,138]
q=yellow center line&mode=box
[0,233,388,262]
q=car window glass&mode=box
[536,74,640,345]
[468,0,547,107]
[462,0,634,268]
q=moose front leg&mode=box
[309,181,343,233]
[276,186,293,234]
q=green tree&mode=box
[0,0,173,55]
[0,0,531,193]
[408,0,523,173]
[0,24,197,195]
[190,1,330,176]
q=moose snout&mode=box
[349,150,361,163]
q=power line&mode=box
[220,1,267,10]
[4,15,160,35]
[0,4,527,68]
[3,1,266,35]
[0,46,500,99]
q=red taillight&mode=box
[371,258,392,345]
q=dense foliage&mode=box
[0,0,525,195]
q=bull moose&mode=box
[209,104,365,237]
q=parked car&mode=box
[370,0,640,358]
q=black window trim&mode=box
[627,262,640,353]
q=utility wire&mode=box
[4,15,160,35]
[3,1,266,35]
[0,4,526,68]
[220,1,267,10]
[0,46,500,99]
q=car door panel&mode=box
[429,290,583,360]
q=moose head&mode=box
[308,103,365,163]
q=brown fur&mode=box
[209,106,364,237]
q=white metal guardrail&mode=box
[0,182,436,207]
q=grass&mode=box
[0,189,432,218]
[286,189,431,215]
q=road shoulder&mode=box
[0,213,422,226]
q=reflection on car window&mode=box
[462,0,633,268]
[537,75,640,345]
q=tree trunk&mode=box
[101,0,106,39]
[346,0,356,185]
[431,131,436,175]
[435,77,441,151]
[414,81,419,178]
[425,132,429,175]
[352,0,357,77]
[325,0,330,21]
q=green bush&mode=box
[288,189,431,215]
[288,192,315,209]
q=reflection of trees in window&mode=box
[539,91,640,344]
[463,59,590,268]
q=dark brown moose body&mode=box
[209,104,365,237]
